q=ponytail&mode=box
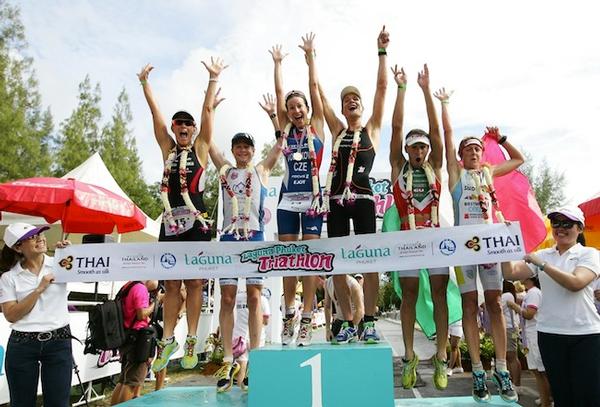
[0,245,20,273]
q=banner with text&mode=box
[53,223,524,282]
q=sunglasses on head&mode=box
[173,119,195,127]
[551,220,577,229]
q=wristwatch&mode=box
[537,262,546,272]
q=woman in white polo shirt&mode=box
[0,223,71,407]
[502,206,600,407]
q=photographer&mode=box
[111,280,161,405]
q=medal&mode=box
[293,152,302,161]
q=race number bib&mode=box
[278,192,312,212]
[162,206,196,236]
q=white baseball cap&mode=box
[547,205,585,226]
[3,223,50,248]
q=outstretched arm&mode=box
[366,25,389,151]
[485,126,525,177]
[318,82,345,140]
[389,64,407,182]
[137,64,173,159]
[258,93,284,175]
[206,89,231,172]
[299,32,325,142]
[195,57,228,165]
[417,64,442,170]
[269,45,289,129]
[434,88,460,187]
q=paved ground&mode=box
[162,318,541,406]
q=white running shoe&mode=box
[296,320,313,347]
[281,313,299,345]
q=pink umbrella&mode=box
[0,177,146,234]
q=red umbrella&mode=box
[579,191,600,249]
[0,177,146,234]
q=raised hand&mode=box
[137,63,154,83]
[201,57,228,78]
[391,64,407,87]
[434,87,454,103]
[485,126,501,141]
[299,32,316,56]
[269,44,288,63]
[258,93,276,116]
[377,25,390,49]
[417,64,430,89]
[212,88,225,109]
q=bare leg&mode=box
[155,368,166,391]
[246,284,263,350]
[363,272,379,316]
[430,274,449,361]
[183,279,204,335]
[219,285,237,359]
[399,277,419,360]
[163,280,184,338]
[448,335,462,369]
[484,290,507,364]
[300,234,320,314]
[461,291,482,365]
[280,234,299,313]
[332,275,353,321]
[506,350,521,386]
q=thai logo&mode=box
[465,237,481,251]
[439,239,457,256]
[160,253,176,269]
[185,251,233,265]
[59,256,74,270]
[341,245,391,260]
[241,244,334,273]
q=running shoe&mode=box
[151,338,179,372]
[472,370,491,403]
[215,361,240,393]
[296,320,313,347]
[281,313,298,345]
[360,321,380,344]
[432,355,448,390]
[401,354,419,389]
[492,369,518,403]
[332,322,358,344]
[180,336,198,369]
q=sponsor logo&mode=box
[465,237,481,251]
[341,244,392,264]
[479,234,523,255]
[59,256,74,270]
[185,251,233,267]
[60,256,110,275]
[439,239,457,256]
[396,242,427,257]
[160,253,176,269]
[121,254,150,269]
[241,244,334,273]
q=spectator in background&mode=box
[0,223,71,407]
[593,277,600,315]
[111,280,161,405]
[324,275,364,342]
[447,320,464,376]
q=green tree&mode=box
[100,88,162,218]
[53,75,101,176]
[521,151,565,214]
[0,0,53,181]
[260,140,284,176]
[202,167,220,237]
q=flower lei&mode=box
[469,166,505,223]
[160,146,213,234]
[281,123,322,216]
[404,162,440,230]
[219,163,254,240]
[322,128,362,213]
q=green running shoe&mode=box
[402,354,419,389]
[180,336,198,369]
[432,355,448,390]
[151,338,180,372]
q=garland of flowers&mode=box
[219,163,254,240]
[404,162,440,230]
[160,146,213,234]
[469,166,505,223]
[281,123,322,216]
[321,128,361,213]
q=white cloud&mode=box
[18,0,600,206]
